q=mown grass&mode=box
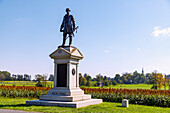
[1,81,169,90]
[0,97,169,113]
[0,81,53,87]
[81,84,169,90]
[81,84,153,89]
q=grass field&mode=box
[0,97,169,113]
[1,81,169,90]
[81,84,169,90]
[0,81,53,87]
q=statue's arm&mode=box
[71,15,76,30]
[60,17,64,32]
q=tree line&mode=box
[1,70,170,89]
[0,71,31,81]
[79,71,170,90]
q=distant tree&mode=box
[0,73,5,82]
[96,74,103,82]
[120,74,128,84]
[163,75,168,90]
[114,74,121,84]
[79,73,83,86]
[80,77,87,86]
[0,71,11,80]
[85,75,92,81]
[112,80,117,85]
[157,73,164,90]
[42,74,48,87]
[83,73,88,78]
[48,74,54,81]
[104,81,109,86]
[103,76,108,81]
[24,74,31,81]
[35,74,44,87]
[86,81,91,87]
[152,72,165,89]
[12,74,17,81]
[146,73,152,84]
[17,75,24,81]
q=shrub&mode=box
[82,88,170,107]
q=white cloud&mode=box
[104,50,110,53]
[136,48,141,51]
[16,18,23,21]
[151,26,170,37]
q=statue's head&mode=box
[66,8,71,14]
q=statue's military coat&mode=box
[61,14,75,34]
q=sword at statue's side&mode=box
[65,26,79,40]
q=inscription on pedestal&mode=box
[57,64,67,87]
[52,92,67,96]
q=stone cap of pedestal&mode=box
[49,46,84,60]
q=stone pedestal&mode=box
[26,46,102,108]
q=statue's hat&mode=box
[66,8,71,12]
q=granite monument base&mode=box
[26,88,102,108]
[26,99,102,108]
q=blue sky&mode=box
[0,0,170,78]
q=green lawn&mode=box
[81,84,152,89]
[0,97,169,113]
[81,84,169,90]
[1,81,169,90]
[0,81,53,87]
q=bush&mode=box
[151,85,157,89]
[104,81,109,86]
[82,88,170,107]
[0,86,51,98]
[112,80,117,85]
[86,81,91,87]
[35,82,43,87]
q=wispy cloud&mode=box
[151,26,170,37]
[16,17,23,22]
[136,48,141,51]
[104,50,110,53]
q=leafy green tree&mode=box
[35,74,44,87]
[0,71,11,80]
[80,77,87,86]
[42,74,48,87]
[79,73,83,85]
[12,74,17,81]
[86,81,91,86]
[24,74,31,81]
[112,80,117,85]
[48,74,54,81]
[17,75,24,81]
[85,75,92,81]
[120,74,128,84]
[114,74,121,84]
[104,81,109,86]
[103,76,108,81]
[0,73,5,82]
[96,74,103,82]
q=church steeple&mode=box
[142,67,144,75]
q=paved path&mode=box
[0,109,40,113]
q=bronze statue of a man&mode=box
[60,8,76,46]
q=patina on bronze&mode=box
[60,8,76,46]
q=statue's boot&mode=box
[69,37,72,46]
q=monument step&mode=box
[39,94,91,102]
[26,99,103,108]
[48,88,84,96]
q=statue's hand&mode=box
[73,27,75,32]
[60,29,63,32]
